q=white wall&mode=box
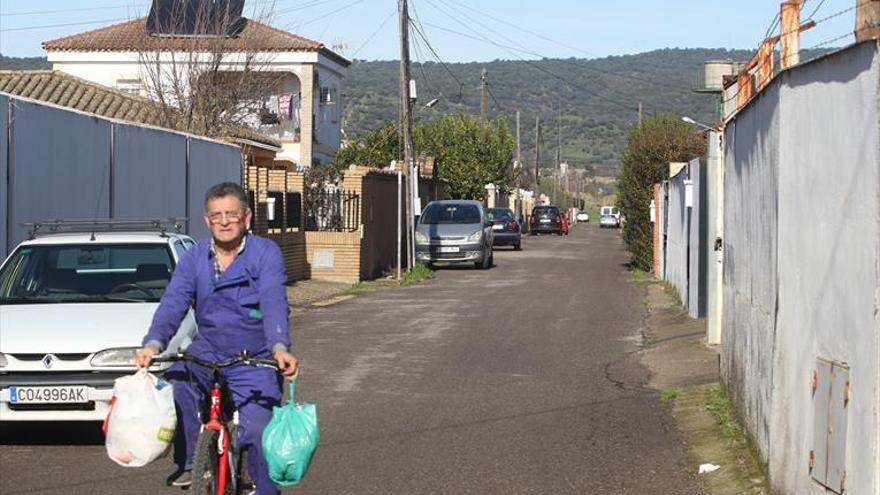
[665,165,689,306]
[49,49,347,164]
[722,41,880,495]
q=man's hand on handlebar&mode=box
[273,349,299,379]
[135,345,159,368]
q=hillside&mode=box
[0,54,50,70]
[2,49,752,177]
[344,49,755,177]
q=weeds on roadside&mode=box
[661,388,681,404]
[337,264,434,297]
[706,383,743,441]
[631,268,647,282]
[663,282,684,308]
[402,263,435,286]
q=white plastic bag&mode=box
[103,369,176,467]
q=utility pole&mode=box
[515,110,522,169]
[480,68,489,123]
[534,116,541,187]
[399,0,415,269]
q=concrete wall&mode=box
[662,158,707,318]
[722,41,880,494]
[665,166,689,304]
[0,94,242,259]
[723,80,781,465]
[706,131,724,344]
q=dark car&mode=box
[529,205,563,235]
[487,207,522,250]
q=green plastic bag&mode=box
[262,380,319,486]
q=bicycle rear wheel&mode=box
[192,429,225,495]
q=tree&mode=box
[333,115,515,201]
[416,115,514,200]
[332,123,400,170]
[137,0,282,138]
[617,114,705,271]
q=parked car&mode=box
[416,200,494,269]
[576,212,590,223]
[529,205,563,235]
[487,207,522,250]
[0,221,197,421]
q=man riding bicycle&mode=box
[135,182,298,495]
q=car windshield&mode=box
[487,208,514,221]
[533,207,559,217]
[420,204,482,224]
[0,243,174,304]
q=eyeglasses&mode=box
[207,211,245,224]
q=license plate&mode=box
[9,386,89,404]
[439,246,460,253]
[492,224,503,231]
[540,218,551,223]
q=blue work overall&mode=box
[143,234,291,495]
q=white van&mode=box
[599,206,621,228]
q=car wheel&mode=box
[514,242,522,251]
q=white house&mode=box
[42,16,350,168]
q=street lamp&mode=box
[681,116,720,132]
[425,98,440,108]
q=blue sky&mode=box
[0,0,858,62]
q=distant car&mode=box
[576,212,590,223]
[487,207,522,251]
[415,200,494,269]
[529,205,563,235]
[0,222,197,422]
[600,214,620,228]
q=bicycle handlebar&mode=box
[152,351,280,371]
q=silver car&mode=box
[415,200,494,269]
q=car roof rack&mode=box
[24,218,187,241]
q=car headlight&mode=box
[415,231,429,244]
[0,353,7,368]
[90,347,138,367]
[467,230,483,242]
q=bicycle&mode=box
[152,351,280,495]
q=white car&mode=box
[0,223,197,421]
[576,212,590,223]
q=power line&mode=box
[435,0,686,93]
[805,0,828,20]
[417,4,642,113]
[0,4,148,17]
[351,8,396,58]
[0,17,130,33]
[407,8,464,99]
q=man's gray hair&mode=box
[204,182,249,211]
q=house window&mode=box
[116,79,142,96]
[319,87,335,104]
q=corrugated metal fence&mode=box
[0,93,243,258]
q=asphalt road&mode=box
[0,224,702,494]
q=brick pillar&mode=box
[856,0,880,42]
[299,65,315,169]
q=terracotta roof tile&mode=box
[0,70,280,148]
[44,17,322,53]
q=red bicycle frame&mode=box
[204,383,231,495]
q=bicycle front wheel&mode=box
[192,429,225,495]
